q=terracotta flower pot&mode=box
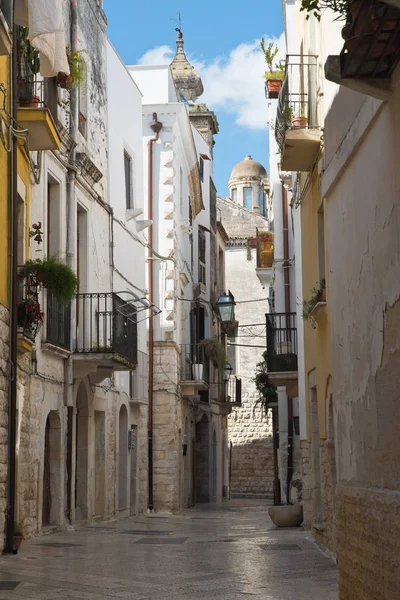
[57,72,73,90]
[291,116,308,129]
[20,95,40,109]
[266,79,282,99]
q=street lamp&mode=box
[216,291,235,325]
[224,361,233,382]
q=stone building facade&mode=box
[218,180,274,499]
[129,31,232,512]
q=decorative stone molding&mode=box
[76,152,103,186]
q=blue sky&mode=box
[103,0,284,197]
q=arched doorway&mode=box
[76,382,89,521]
[42,411,61,527]
[212,430,217,499]
[118,404,128,511]
[195,414,210,502]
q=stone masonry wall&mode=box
[0,305,9,540]
[225,244,274,497]
[337,486,400,600]
[152,342,181,512]
[230,403,274,496]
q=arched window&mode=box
[243,187,252,211]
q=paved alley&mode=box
[0,501,337,599]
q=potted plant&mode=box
[302,278,326,327]
[17,27,40,107]
[18,298,44,337]
[200,337,226,371]
[292,105,308,128]
[19,257,78,302]
[261,40,285,99]
[57,48,87,90]
[13,521,24,553]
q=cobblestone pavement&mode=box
[0,500,338,599]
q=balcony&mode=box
[266,313,298,392]
[44,292,71,353]
[73,293,138,379]
[325,0,400,99]
[0,0,11,55]
[180,343,210,397]
[17,76,61,151]
[256,228,274,287]
[275,55,321,172]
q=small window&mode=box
[259,189,265,216]
[231,188,237,203]
[198,230,206,287]
[199,157,204,182]
[243,187,252,211]
[78,84,88,138]
[124,152,133,209]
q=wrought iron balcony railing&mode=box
[46,292,71,351]
[339,0,400,79]
[266,313,298,373]
[74,293,138,366]
[275,54,319,152]
[181,343,210,382]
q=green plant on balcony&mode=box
[200,337,226,370]
[254,351,278,413]
[261,40,285,99]
[302,278,326,327]
[17,27,40,107]
[19,257,78,302]
[300,0,349,21]
[57,48,87,90]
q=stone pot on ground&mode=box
[268,504,303,527]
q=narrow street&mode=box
[0,501,337,599]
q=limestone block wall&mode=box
[229,403,273,496]
[152,342,181,512]
[225,245,274,497]
[0,305,8,538]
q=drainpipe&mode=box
[282,182,294,503]
[147,113,162,512]
[5,21,19,554]
[65,0,78,523]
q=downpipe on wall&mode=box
[5,19,19,554]
[147,113,162,512]
[65,0,79,524]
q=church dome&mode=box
[230,155,267,180]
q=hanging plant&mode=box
[200,337,226,371]
[19,257,78,302]
[302,278,326,327]
[57,47,87,90]
[254,351,278,413]
[299,0,350,21]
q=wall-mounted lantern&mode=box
[216,291,235,325]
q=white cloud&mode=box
[137,45,174,65]
[137,34,285,131]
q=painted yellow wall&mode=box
[301,171,332,441]
[0,56,10,308]
[17,146,31,260]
